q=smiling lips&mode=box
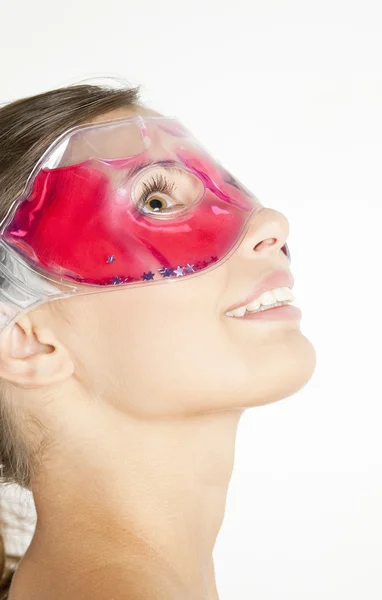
[225,270,295,317]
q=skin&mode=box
[0,106,316,600]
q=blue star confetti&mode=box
[142,271,155,281]
[158,267,175,277]
[105,255,220,286]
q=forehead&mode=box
[90,105,162,124]
[60,105,164,165]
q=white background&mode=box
[0,1,381,598]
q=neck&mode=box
[10,399,244,600]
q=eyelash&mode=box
[137,174,177,212]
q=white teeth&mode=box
[259,291,276,306]
[246,297,261,311]
[226,287,294,317]
[273,287,293,302]
[229,305,247,317]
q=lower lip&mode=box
[229,304,302,321]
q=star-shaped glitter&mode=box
[185,264,195,273]
[142,271,155,281]
[174,266,185,277]
[112,276,121,284]
[158,267,174,277]
[106,255,116,263]
[209,256,218,263]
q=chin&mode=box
[243,331,317,408]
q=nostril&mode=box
[254,238,276,251]
[282,243,291,263]
[253,240,291,263]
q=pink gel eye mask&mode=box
[3,146,260,286]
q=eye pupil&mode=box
[149,197,164,211]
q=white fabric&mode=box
[0,484,36,557]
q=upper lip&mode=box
[225,269,294,313]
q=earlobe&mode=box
[0,317,74,389]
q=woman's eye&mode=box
[145,195,168,212]
[131,165,205,217]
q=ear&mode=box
[0,315,74,389]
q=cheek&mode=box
[90,266,245,413]
[112,311,224,372]
[101,309,241,411]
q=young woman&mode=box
[0,82,316,599]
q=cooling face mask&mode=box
[0,115,290,331]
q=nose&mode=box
[238,208,291,263]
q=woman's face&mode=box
[52,106,316,417]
